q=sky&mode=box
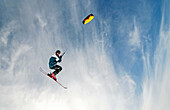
[0,0,169,110]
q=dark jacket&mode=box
[49,54,62,69]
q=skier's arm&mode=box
[56,51,66,63]
[59,51,66,59]
[56,55,62,63]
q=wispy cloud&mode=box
[35,14,47,29]
[129,18,141,51]
[141,1,170,109]
[8,45,32,73]
[0,21,17,45]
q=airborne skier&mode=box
[48,50,65,80]
[39,49,67,89]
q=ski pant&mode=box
[51,65,62,75]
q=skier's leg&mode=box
[49,67,57,80]
[53,65,62,75]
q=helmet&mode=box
[56,50,61,55]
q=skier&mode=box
[48,50,65,80]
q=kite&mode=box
[82,14,94,24]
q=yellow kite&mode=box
[82,14,94,24]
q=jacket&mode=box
[49,54,62,69]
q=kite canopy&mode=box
[82,14,94,24]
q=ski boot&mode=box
[51,73,57,81]
[47,73,52,77]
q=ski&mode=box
[40,67,67,89]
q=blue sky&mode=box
[94,0,162,89]
[0,0,170,110]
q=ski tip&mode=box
[64,87,68,89]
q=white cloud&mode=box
[8,45,32,73]
[35,14,47,29]
[129,18,141,51]
[0,21,17,45]
[141,4,170,110]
